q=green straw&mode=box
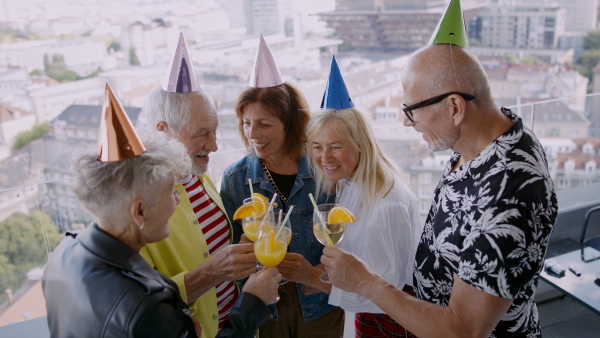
[275,205,294,240]
[308,193,333,246]
[248,178,254,195]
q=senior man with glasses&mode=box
[320,1,557,337]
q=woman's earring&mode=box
[139,221,144,230]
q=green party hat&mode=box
[428,0,469,48]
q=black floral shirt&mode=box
[413,109,558,337]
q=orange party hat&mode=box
[97,83,146,162]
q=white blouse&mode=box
[328,179,423,314]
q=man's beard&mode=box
[191,162,208,176]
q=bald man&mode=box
[321,44,557,337]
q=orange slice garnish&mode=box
[327,206,355,224]
[233,192,270,220]
[251,193,268,204]
[233,203,258,220]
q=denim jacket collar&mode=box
[244,153,313,200]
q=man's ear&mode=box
[448,95,467,127]
[130,198,145,228]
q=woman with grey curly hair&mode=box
[42,132,199,337]
[43,131,282,338]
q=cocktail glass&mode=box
[255,222,288,302]
[313,203,346,283]
[241,197,273,242]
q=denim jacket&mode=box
[220,153,334,322]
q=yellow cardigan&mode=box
[139,174,233,338]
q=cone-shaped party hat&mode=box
[248,34,284,88]
[98,83,146,162]
[320,56,354,110]
[162,33,200,93]
[428,0,469,48]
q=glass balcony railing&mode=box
[1,92,600,334]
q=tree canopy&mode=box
[576,30,600,80]
[129,47,141,66]
[0,212,61,303]
[44,54,79,82]
[11,123,47,152]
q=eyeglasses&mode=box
[402,92,475,123]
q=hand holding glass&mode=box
[313,203,347,283]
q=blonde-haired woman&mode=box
[307,107,423,338]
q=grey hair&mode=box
[71,130,191,223]
[144,85,217,136]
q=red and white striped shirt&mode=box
[180,175,238,329]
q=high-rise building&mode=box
[319,0,484,52]
[245,0,294,36]
[122,19,177,68]
[469,3,566,49]
[554,0,598,34]
[334,0,445,11]
[223,0,247,29]
[496,0,598,34]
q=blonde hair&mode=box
[307,108,406,211]
[72,131,191,224]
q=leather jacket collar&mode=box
[77,224,161,281]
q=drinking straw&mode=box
[308,193,333,246]
[275,205,294,240]
[259,193,278,228]
[248,178,254,195]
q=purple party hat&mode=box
[162,33,200,93]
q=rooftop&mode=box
[49,104,141,129]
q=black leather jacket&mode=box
[43,224,197,337]
[42,224,270,338]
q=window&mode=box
[419,187,432,199]
[419,201,431,213]
[558,178,570,189]
[585,161,596,172]
[565,160,575,172]
[419,173,432,184]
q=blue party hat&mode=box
[320,56,354,110]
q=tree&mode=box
[522,56,542,65]
[29,69,43,76]
[129,47,141,66]
[0,254,19,304]
[583,30,600,50]
[0,212,61,266]
[576,49,600,79]
[0,212,61,303]
[577,30,600,80]
[44,54,79,82]
[11,123,48,152]
[107,40,121,52]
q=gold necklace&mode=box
[261,159,288,204]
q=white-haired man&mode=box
[140,86,259,338]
